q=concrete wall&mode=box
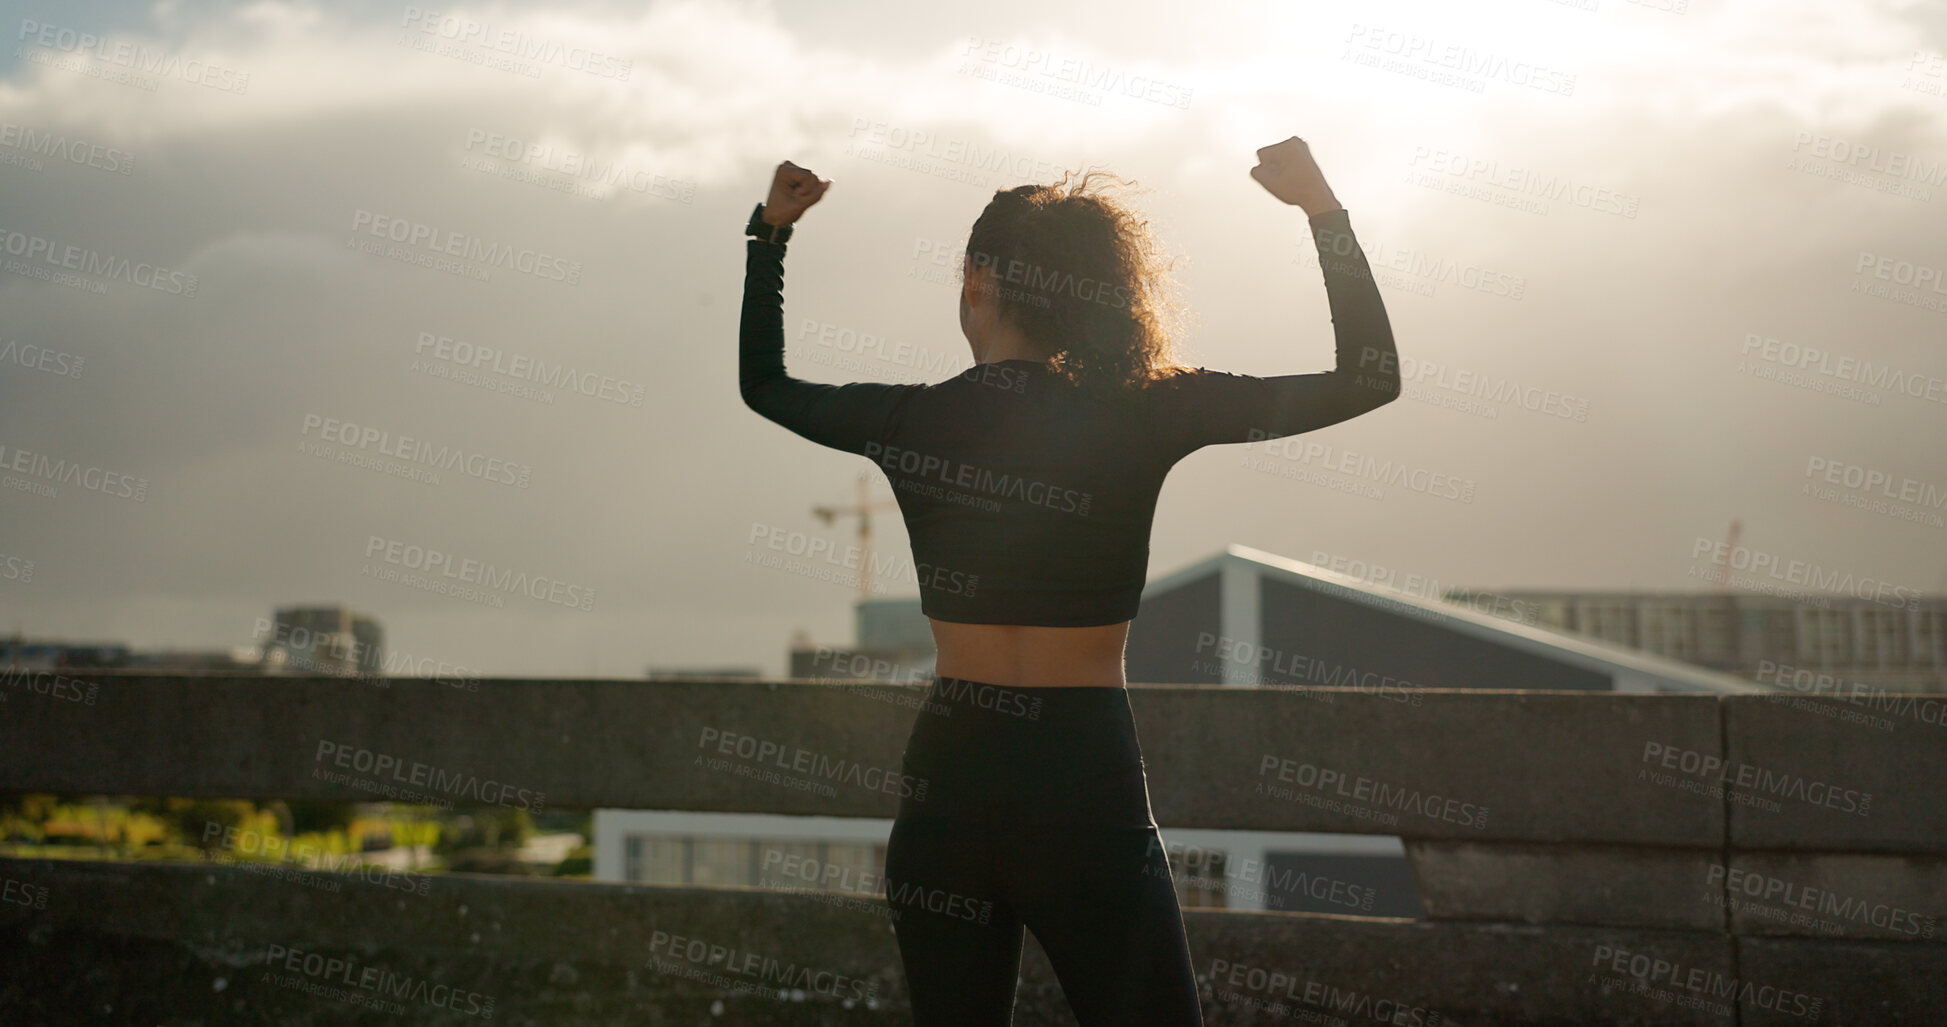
[3,856,1941,1026]
[3,673,1943,1024]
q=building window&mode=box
[1168,845,1229,909]
[1640,603,1694,661]
[1914,610,1945,670]
[755,839,821,889]
[626,835,686,884]
[1799,609,1852,667]
[1865,608,1905,667]
[819,841,883,894]
[689,837,754,887]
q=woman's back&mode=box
[743,207,1399,633]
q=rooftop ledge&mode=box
[3,673,1942,1024]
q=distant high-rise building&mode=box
[262,605,384,677]
[1442,588,1947,693]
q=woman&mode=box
[739,136,1400,1025]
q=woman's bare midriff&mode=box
[928,618,1131,687]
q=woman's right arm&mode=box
[1143,138,1402,459]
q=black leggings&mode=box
[883,676,1204,1025]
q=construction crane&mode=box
[1713,517,1742,592]
[813,471,901,601]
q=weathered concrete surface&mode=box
[0,675,1728,844]
[1724,693,1947,852]
[1190,913,1735,1027]
[1736,936,1947,1027]
[1133,688,1722,843]
[1721,853,1946,940]
[6,857,1942,1025]
[1403,841,1726,930]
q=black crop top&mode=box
[740,206,1399,627]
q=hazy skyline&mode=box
[2,0,1944,678]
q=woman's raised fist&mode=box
[763,160,831,225]
[1249,137,1340,215]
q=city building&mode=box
[1442,588,1947,693]
[261,605,385,677]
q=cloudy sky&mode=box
[2,0,1943,678]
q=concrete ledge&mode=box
[1736,936,1947,1027]
[1402,841,1725,931]
[1725,693,1947,852]
[8,857,1943,1025]
[0,675,1735,844]
[1721,853,1946,941]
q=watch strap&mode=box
[745,202,793,245]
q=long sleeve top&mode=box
[741,206,1399,626]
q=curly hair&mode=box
[962,166,1193,392]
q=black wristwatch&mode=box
[745,202,793,245]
